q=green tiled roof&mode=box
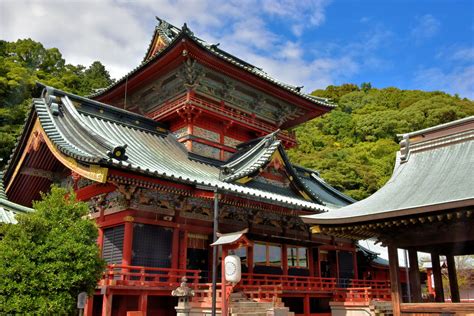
[303,116,474,224]
[90,18,334,109]
[27,85,331,212]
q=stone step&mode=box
[230,308,270,313]
[231,313,267,316]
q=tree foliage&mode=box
[0,186,105,314]
[289,84,474,200]
[0,39,114,166]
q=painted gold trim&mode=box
[38,121,108,183]
[236,176,253,184]
[7,118,108,192]
[5,120,41,193]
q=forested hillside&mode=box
[288,84,474,200]
[0,39,113,166]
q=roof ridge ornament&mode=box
[60,96,129,161]
[181,22,194,37]
[399,135,410,162]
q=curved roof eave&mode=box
[89,25,334,109]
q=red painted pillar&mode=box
[221,247,228,316]
[171,228,180,269]
[427,268,434,296]
[282,244,288,275]
[304,294,310,316]
[179,231,188,270]
[139,293,148,316]
[308,248,314,277]
[122,217,134,266]
[353,250,359,279]
[102,293,113,316]
[247,245,254,275]
[317,248,321,277]
[97,227,104,252]
[84,295,93,316]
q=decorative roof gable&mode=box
[220,131,325,204]
[91,17,333,111]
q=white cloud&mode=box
[0,0,362,91]
[261,0,330,28]
[0,0,149,79]
[411,14,440,40]
[450,47,474,62]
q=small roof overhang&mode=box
[210,228,251,247]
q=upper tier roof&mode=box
[4,84,348,212]
[303,116,474,225]
[90,17,333,109]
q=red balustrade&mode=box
[333,287,391,302]
[146,94,297,146]
[100,264,200,288]
[99,266,391,302]
[241,273,337,292]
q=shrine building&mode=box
[3,18,395,316]
[304,116,474,315]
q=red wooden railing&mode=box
[333,287,391,302]
[241,273,337,292]
[146,94,297,146]
[100,265,391,302]
[100,264,200,288]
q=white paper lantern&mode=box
[224,255,241,283]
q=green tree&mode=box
[289,85,474,200]
[0,38,114,168]
[0,186,105,314]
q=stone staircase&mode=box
[228,292,294,316]
[369,301,393,316]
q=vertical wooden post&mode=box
[335,250,340,281]
[102,293,113,316]
[408,249,422,302]
[304,294,310,316]
[446,254,460,303]
[388,244,401,316]
[317,248,321,277]
[171,228,180,269]
[179,231,188,270]
[427,269,434,296]
[431,253,444,302]
[353,250,358,280]
[139,293,148,316]
[122,218,134,266]
[97,227,104,251]
[308,247,314,277]
[247,245,254,275]
[84,295,94,316]
[282,244,288,275]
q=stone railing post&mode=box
[172,277,194,316]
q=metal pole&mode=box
[211,189,219,316]
[404,249,411,302]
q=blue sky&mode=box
[1,0,473,98]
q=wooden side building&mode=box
[304,117,474,315]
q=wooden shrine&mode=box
[3,18,396,316]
